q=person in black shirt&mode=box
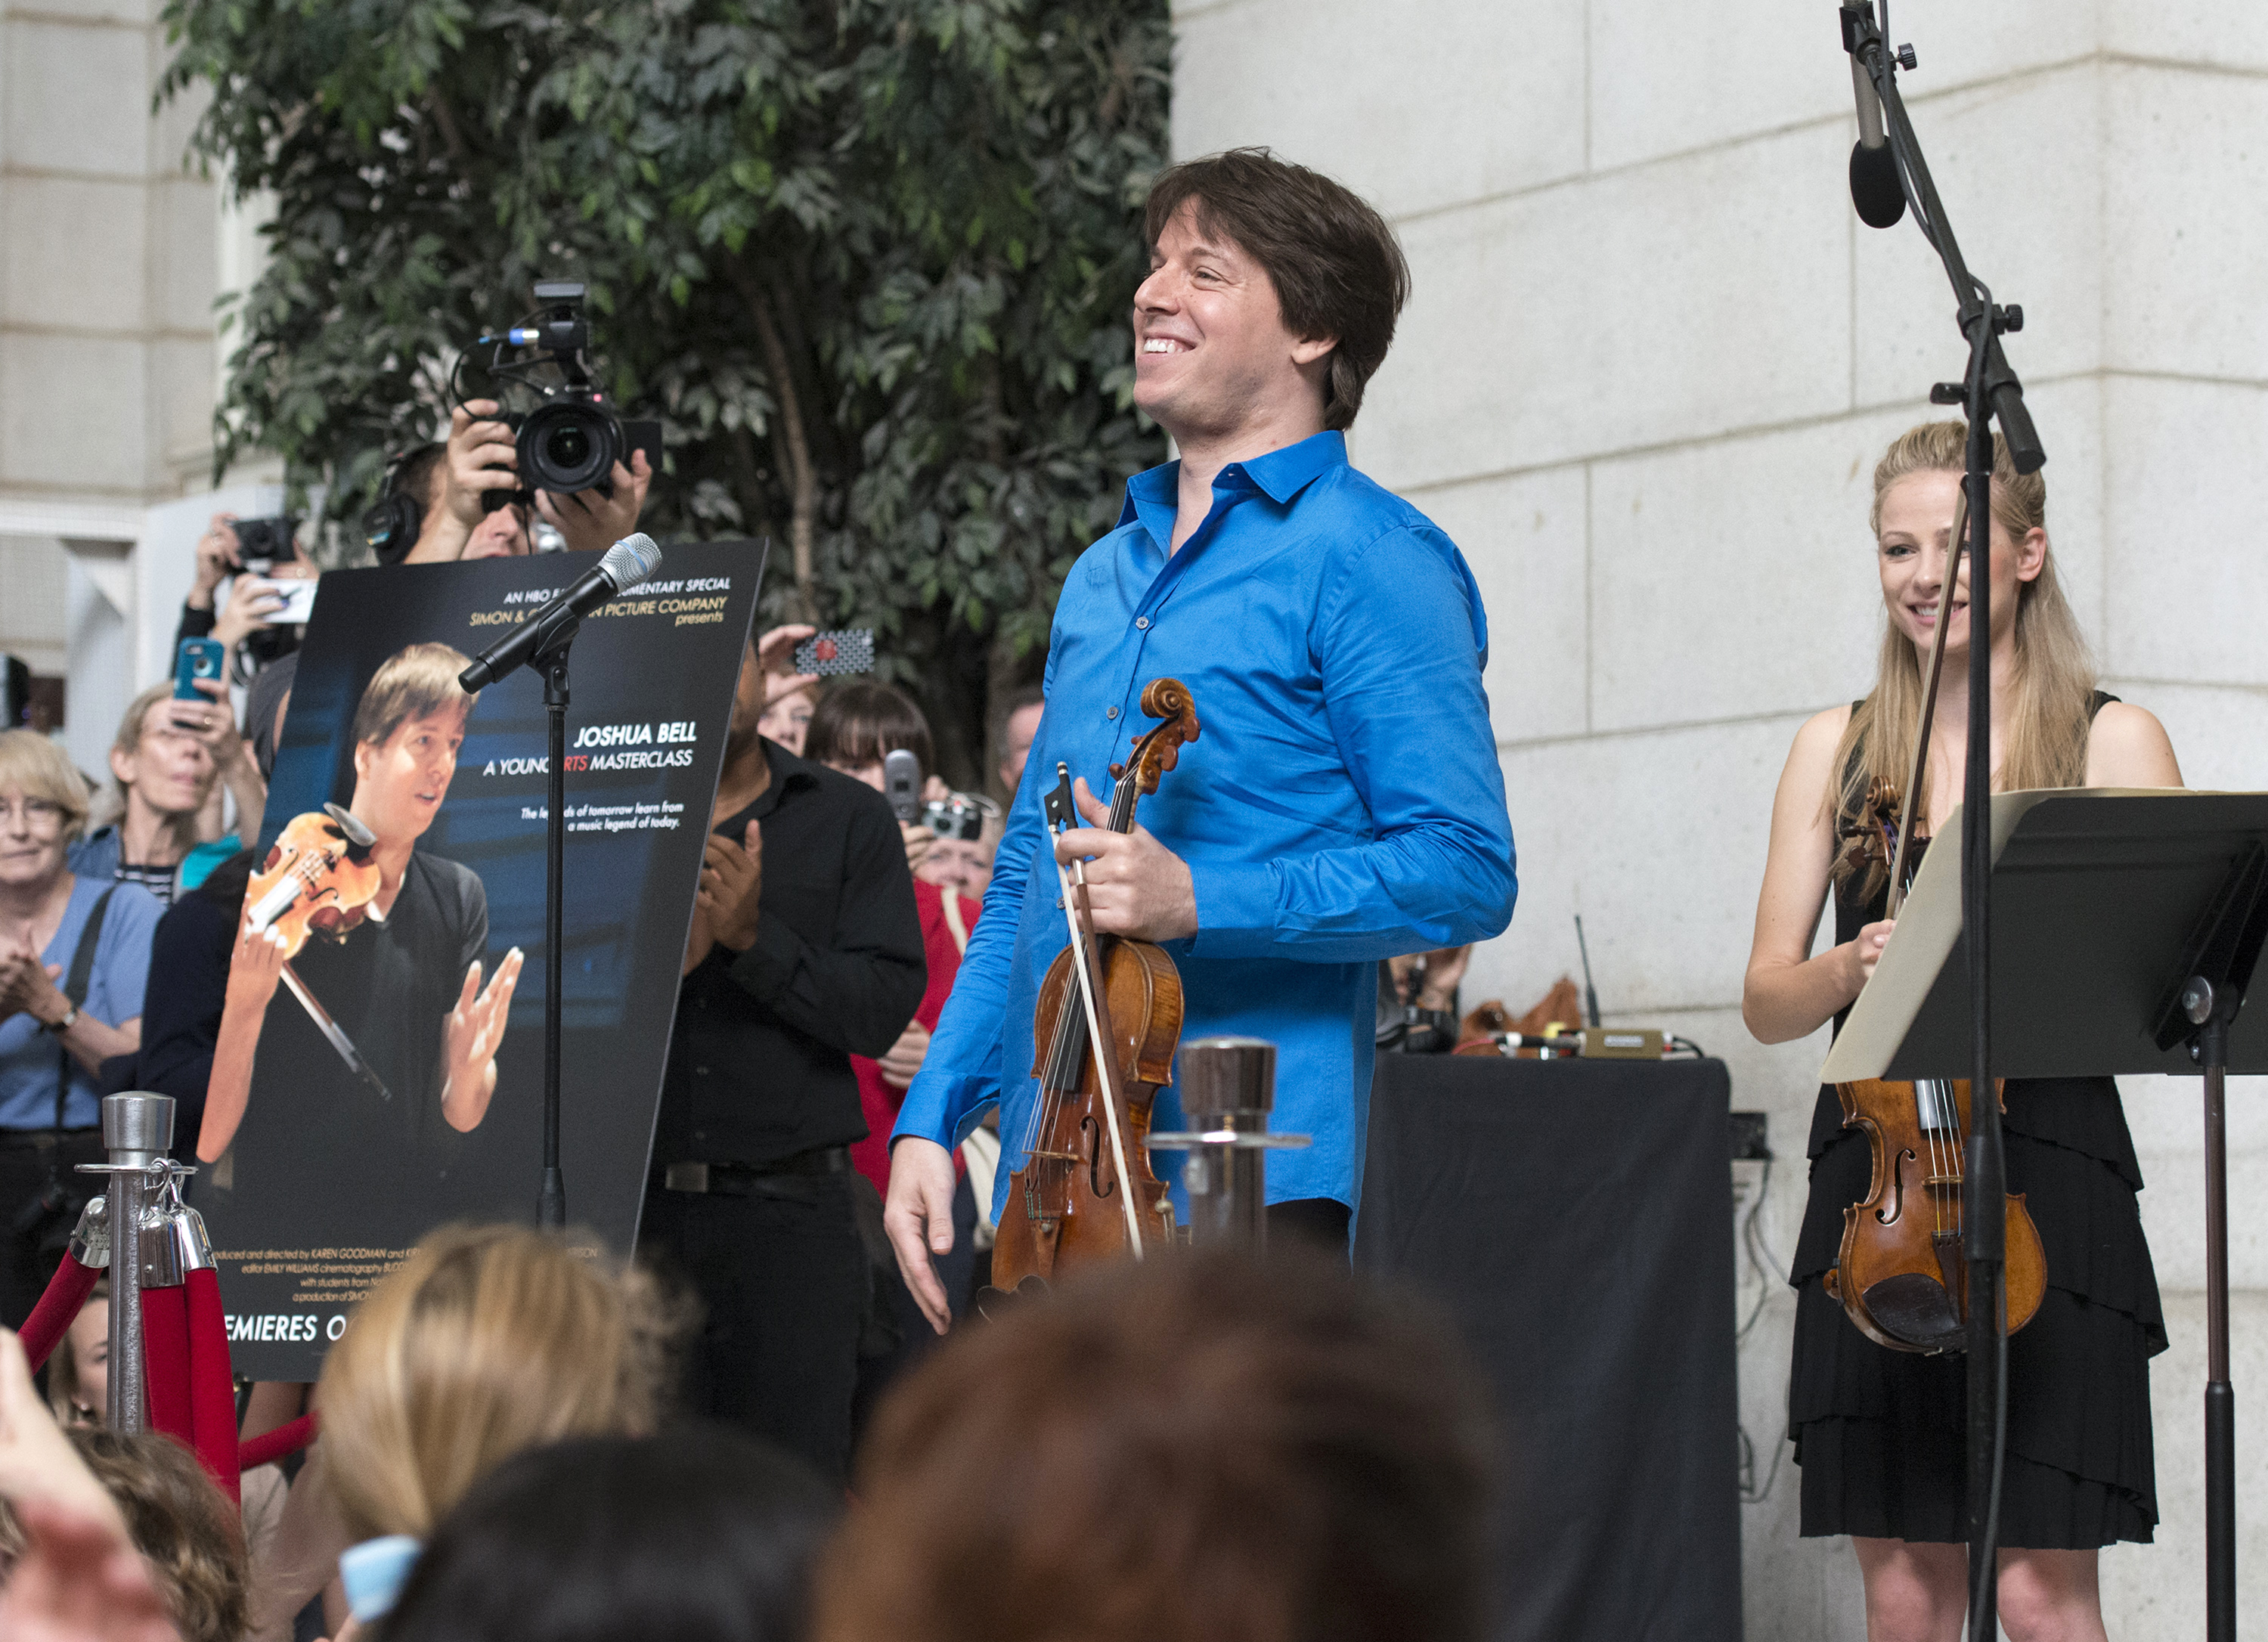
[640,635,925,1482]
[199,643,521,1176]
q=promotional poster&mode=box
[200,541,764,1379]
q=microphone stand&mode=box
[1839,9,2045,1639]
[535,623,577,1229]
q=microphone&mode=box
[457,533,662,690]
[1845,10,1906,228]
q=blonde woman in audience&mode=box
[249,1222,679,1640]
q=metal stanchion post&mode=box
[82,1093,173,1434]
[1145,1038,1309,1250]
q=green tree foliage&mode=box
[160,0,1170,786]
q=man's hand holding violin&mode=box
[1051,777,1196,943]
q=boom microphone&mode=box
[1845,5,1906,228]
[458,533,663,690]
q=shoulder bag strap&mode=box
[53,887,119,1132]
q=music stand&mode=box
[1823,788,2268,1642]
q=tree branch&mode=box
[724,253,818,621]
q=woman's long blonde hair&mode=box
[315,1224,679,1540]
[1831,421,2096,892]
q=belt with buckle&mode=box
[660,1148,850,1195]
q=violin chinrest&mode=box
[974,1275,1050,1323]
[1861,1272,1965,1355]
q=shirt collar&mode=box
[1114,429,1347,528]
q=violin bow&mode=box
[1045,764,1146,1258]
[1885,486,1970,921]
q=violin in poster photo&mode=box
[986,679,1199,1300]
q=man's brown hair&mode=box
[812,1247,1495,1642]
[805,680,935,780]
[1144,147,1411,433]
[352,641,479,748]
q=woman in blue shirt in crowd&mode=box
[0,730,163,1328]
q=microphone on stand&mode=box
[458,534,663,690]
[1845,5,1907,228]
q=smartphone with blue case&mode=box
[175,637,227,700]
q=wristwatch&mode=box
[43,1004,78,1035]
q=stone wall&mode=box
[0,0,233,756]
[1171,2,2268,1632]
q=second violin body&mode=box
[1826,1075,2046,1354]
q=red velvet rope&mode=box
[238,1411,318,1473]
[185,1269,241,1503]
[140,1284,194,1448]
[17,1255,100,1373]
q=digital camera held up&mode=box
[455,280,662,510]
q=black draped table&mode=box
[1356,1052,1742,1642]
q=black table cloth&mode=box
[1356,1052,1742,1642]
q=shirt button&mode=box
[1135,616,1150,630]
[1105,706,1118,720]
[696,1066,710,1076]
[694,1129,706,1142]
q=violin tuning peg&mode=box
[1108,762,1126,781]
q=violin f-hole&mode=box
[1081,1114,1117,1199]
[1872,1148,1915,1227]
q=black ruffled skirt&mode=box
[1788,1077,2166,1547]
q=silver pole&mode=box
[94,1093,173,1434]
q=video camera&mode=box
[456,280,662,510]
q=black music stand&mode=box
[1823,790,2268,1642]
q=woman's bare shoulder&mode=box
[2087,700,2183,788]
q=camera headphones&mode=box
[361,448,427,566]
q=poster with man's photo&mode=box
[200,541,764,1379]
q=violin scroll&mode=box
[1110,678,1201,798]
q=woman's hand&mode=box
[1845,919,1895,994]
[189,513,240,609]
[212,580,284,652]
[900,823,935,874]
[0,940,67,1027]
[878,1020,931,1090]
[754,625,820,706]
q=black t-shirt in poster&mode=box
[655,740,926,1170]
[232,851,488,1194]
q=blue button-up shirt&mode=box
[895,430,1516,1213]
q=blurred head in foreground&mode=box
[383,1427,838,1642]
[813,1247,1495,1642]
[0,1428,248,1642]
[317,1222,680,1540]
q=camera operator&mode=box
[180,515,317,683]
[402,399,652,562]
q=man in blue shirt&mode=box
[885,148,1515,1328]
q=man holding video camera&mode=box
[392,399,653,563]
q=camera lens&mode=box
[544,423,590,470]
[519,400,617,494]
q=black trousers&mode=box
[638,1172,866,1484]
[1269,1196,1352,1256]
[0,1131,104,1332]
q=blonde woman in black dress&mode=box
[1744,421,2182,1642]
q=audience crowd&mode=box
[0,395,1494,1642]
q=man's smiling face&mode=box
[352,704,470,847]
[1132,200,1328,446]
